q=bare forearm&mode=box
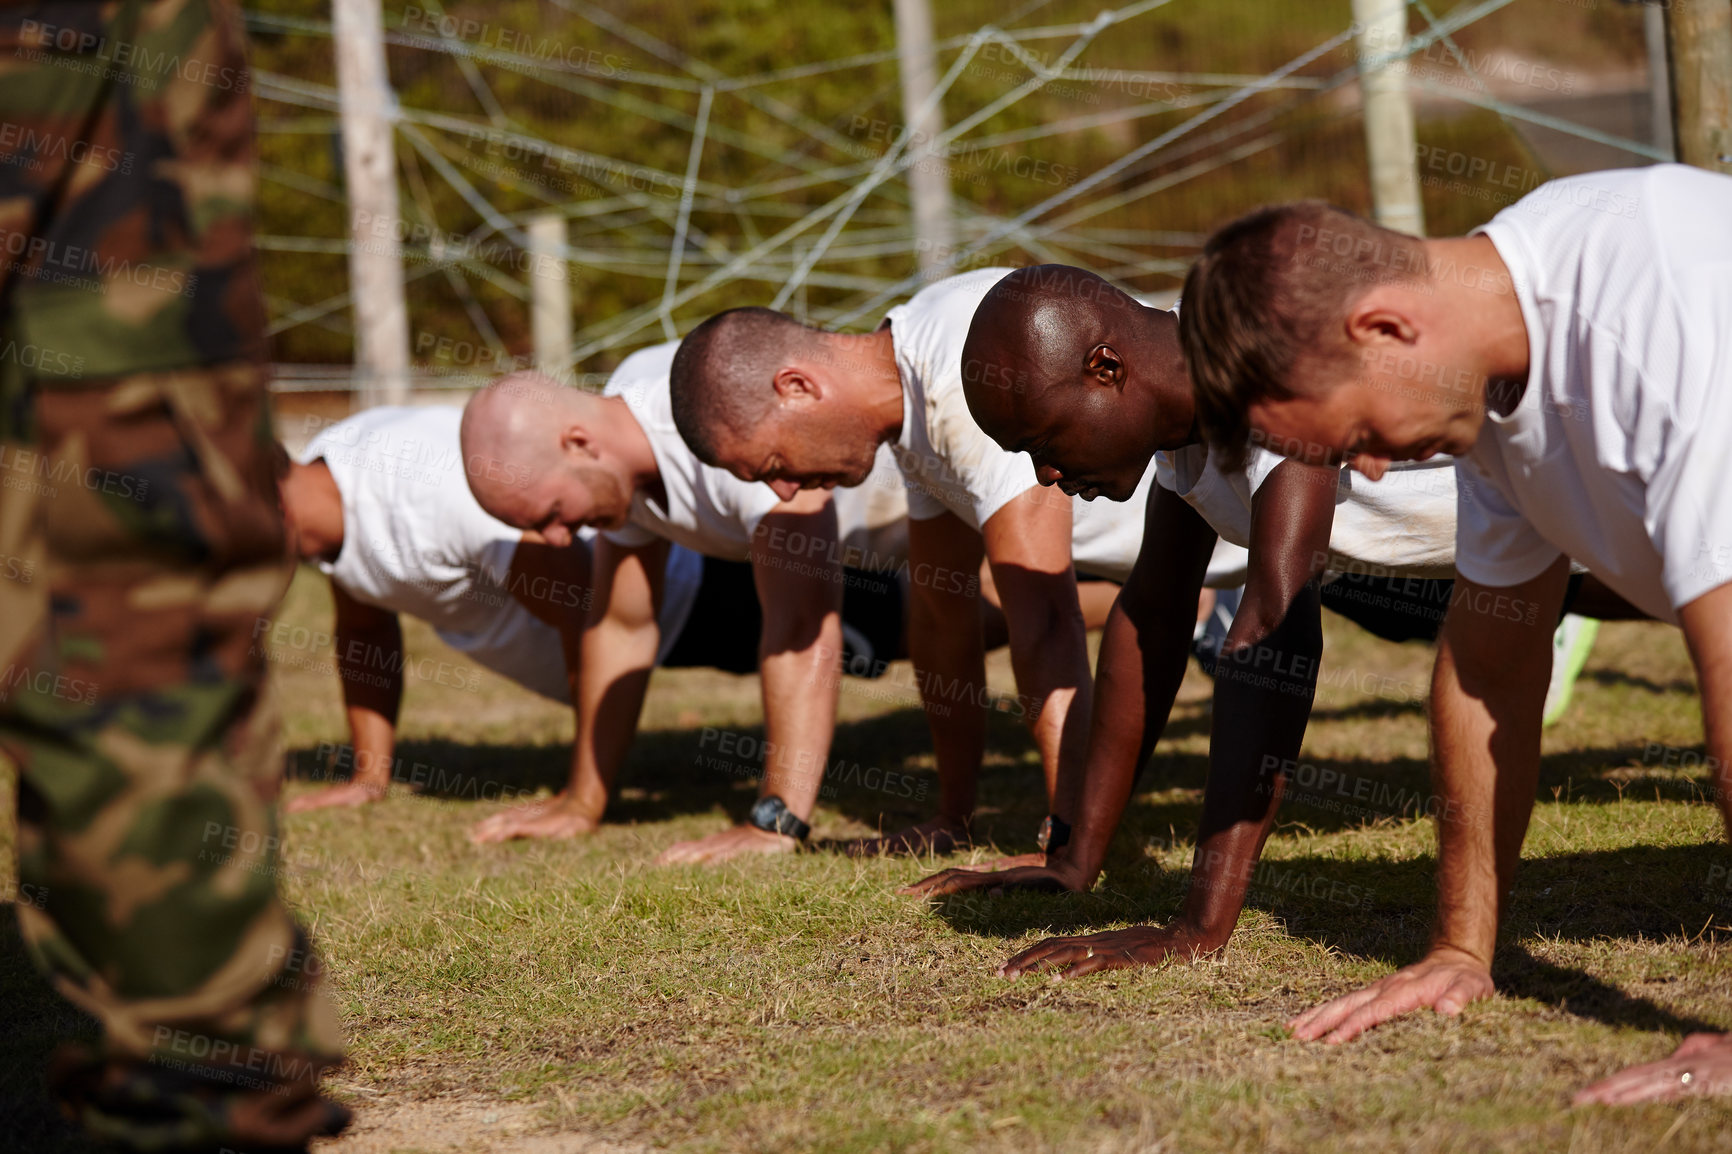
[335,623,403,787]
[1010,610,1093,817]
[1179,585,1322,941]
[909,589,986,822]
[571,620,658,819]
[1428,647,1519,967]
[758,612,844,818]
[1060,595,1190,881]
[1428,568,1562,967]
[1680,584,1732,840]
[343,704,397,789]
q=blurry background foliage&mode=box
[247,0,1649,372]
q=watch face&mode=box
[751,796,786,830]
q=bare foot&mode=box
[655,823,798,865]
[285,781,387,813]
[468,797,599,845]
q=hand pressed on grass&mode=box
[842,816,972,858]
[467,793,600,845]
[655,823,798,865]
[897,853,1066,897]
[1286,945,1494,1044]
[999,922,1226,979]
[1574,1033,1732,1106]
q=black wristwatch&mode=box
[1036,814,1070,852]
[749,795,811,842]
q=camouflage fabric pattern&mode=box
[0,0,266,379]
[0,1,346,1149]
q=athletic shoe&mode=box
[1543,614,1599,727]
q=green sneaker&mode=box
[1543,614,1599,727]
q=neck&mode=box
[1142,305,1200,448]
[284,460,344,561]
[1424,235,1531,414]
[847,326,908,443]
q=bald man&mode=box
[275,405,705,813]
[460,350,917,863]
[669,269,1245,859]
[902,264,1624,979]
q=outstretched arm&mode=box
[659,490,845,863]
[286,583,404,812]
[1290,556,1570,1042]
[848,509,988,855]
[903,482,1212,894]
[1573,578,1732,1104]
[982,485,1096,820]
[469,535,668,843]
[984,460,1338,978]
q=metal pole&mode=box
[892,0,956,274]
[1665,0,1732,175]
[528,214,571,382]
[334,0,410,407]
[1352,0,1426,236]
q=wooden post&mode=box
[1644,2,1675,158]
[334,0,411,408]
[528,214,571,382]
[1353,0,1426,236]
[893,0,955,273]
[1666,0,1732,175]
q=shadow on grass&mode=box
[1497,943,1724,1037]
[282,704,1047,837]
[0,906,104,1153]
[925,841,1732,1038]
[1582,668,1698,696]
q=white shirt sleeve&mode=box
[925,372,1040,527]
[602,519,661,549]
[715,476,784,545]
[1452,454,1564,588]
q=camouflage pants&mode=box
[0,0,345,1149]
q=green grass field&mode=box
[6,566,1732,1152]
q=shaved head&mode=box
[959,264,1193,502]
[460,371,632,543]
[667,306,897,495]
[961,265,1138,436]
[669,307,823,466]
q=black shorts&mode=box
[1319,571,1585,644]
[660,557,906,676]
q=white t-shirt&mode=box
[601,341,911,567]
[881,268,1165,584]
[302,406,699,701]
[1463,165,1732,623]
[1155,443,1460,580]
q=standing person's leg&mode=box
[0,1,347,1148]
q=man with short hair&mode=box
[900,264,1612,976]
[668,269,1243,857]
[460,350,916,863]
[275,404,707,814]
[1177,164,1732,1104]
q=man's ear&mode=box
[558,420,598,459]
[1343,286,1421,351]
[1083,342,1127,390]
[771,365,820,403]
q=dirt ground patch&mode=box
[315,1094,649,1154]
